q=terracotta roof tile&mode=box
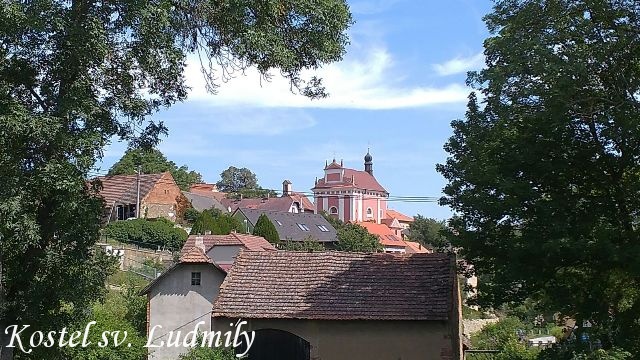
[357,222,406,248]
[213,251,455,321]
[180,246,212,263]
[94,172,168,205]
[404,241,430,254]
[181,233,276,257]
[221,195,314,213]
[386,209,414,222]
[313,168,387,193]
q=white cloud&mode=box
[184,48,469,110]
[432,52,485,76]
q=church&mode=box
[312,150,389,224]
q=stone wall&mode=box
[462,318,500,337]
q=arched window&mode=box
[329,206,338,215]
[366,207,373,218]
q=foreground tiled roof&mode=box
[357,221,407,248]
[213,251,455,321]
[95,172,167,205]
[313,168,387,193]
[181,233,276,256]
[237,208,337,243]
[386,209,414,223]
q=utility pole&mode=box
[136,165,141,218]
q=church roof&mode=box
[313,168,387,193]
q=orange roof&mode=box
[357,222,406,248]
[180,246,212,263]
[405,241,430,254]
[386,209,414,222]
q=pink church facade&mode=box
[311,151,389,224]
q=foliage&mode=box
[570,349,633,360]
[437,0,640,354]
[336,223,382,253]
[408,215,450,251]
[108,148,202,191]
[190,209,244,236]
[216,166,276,198]
[185,208,202,224]
[472,317,538,360]
[279,236,325,251]
[178,342,237,360]
[539,346,632,360]
[463,305,492,320]
[252,214,280,244]
[105,218,188,251]
[321,211,345,230]
[0,0,351,354]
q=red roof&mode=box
[189,183,227,202]
[213,251,456,321]
[181,233,276,257]
[313,168,387,193]
[180,246,212,263]
[357,222,406,248]
[325,160,343,170]
[404,241,430,254]
[221,195,314,213]
[386,209,414,222]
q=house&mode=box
[140,233,275,360]
[356,221,408,253]
[212,251,463,360]
[95,172,184,223]
[312,150,390,224]
[180,232,276,270]
[221,181,314,214]
[182,191,226,212]
[188,183,227,202]
[386,208,414,229]
[232,208,338,244]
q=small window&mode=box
[191,272,201,286]
[297,223,310,231]
[366,207,373,217]
[329,206,338,215]
[317,225,329,232]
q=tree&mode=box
[336,223,382,253]
[1,0,351,356]
[408,215,450,251]
[472,317,538,360]
[437,0,640,354]
[178,343,236,360]
[252,214,280,244]
[279,236,325,251]
[190,209,243,236]
[216,166,276,198]
[108,148,203,191]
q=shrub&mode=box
[105,218,187,251]
[252,214,280,244]
[190,209,244,235]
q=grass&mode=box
[107,270,150,289]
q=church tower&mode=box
[364,149,373,175]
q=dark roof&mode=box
[213,251,455,321]
[182,191,226,212]
[236,208,338,243]
[95,172,169,205]
[222,194,314,213]
[181,233,276,257]
[313,168,387,193]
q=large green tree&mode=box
[0,0,351,357]
[336,223,382,253]
[438,0,640,354]
[216,166,276,198]
[108,148,202,191]
[408,215,449,252]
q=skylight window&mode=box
[317,225,329,232]
[275,220,283,226]
[297,223,310,231]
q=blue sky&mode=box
[98,0,494,220]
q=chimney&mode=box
[195,236,205,252]
[282,180,292,196]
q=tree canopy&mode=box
[407,215,449,252]
[216,166,276,198]
[190,209,244,236]
[336,223,382,253]
[438,0,640,354]
[108,148,202,191]
[252,214,280,244]
[0,0,351,356]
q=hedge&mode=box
[105,218,187,251]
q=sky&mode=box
[98,0,494,220]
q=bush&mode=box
[252,214,280,244]
[279,236,325,251]
[105,218,187,251]
[190,209,244,235]
[184,208,201,223]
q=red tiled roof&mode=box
[213,251,455,321]
[357,221,406,248]
[221,195,314,213]
[386,209,414,222]
[94,172,168,205]
[189,184,227,202]
[313,168,387,193]
[181,233,276,256]
[180,246,212,263]
[405,241,430,254]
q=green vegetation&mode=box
[108,148,203,191]
[217,166,277,199]
[279,236,325,251]
[336,223,382,253]
[252,214,281,244]
[437,0,640,355]
[105,218,188,251]
[190,209,244,236]
[179,343,237,360]
[472,317,539,360]
[408,215,449,252]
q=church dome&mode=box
[364,150,373,163]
